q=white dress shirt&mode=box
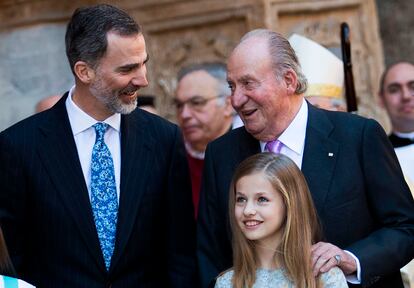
[65,86,121,201]
[393,131,414,185]
[260,98,308,168]
[260,98,361,283]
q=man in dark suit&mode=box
[0,4,196,287]
[197,29,414,288]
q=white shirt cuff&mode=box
[344,250,361,284]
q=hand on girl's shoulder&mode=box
[320,266,348,288]
[214,270,234,288]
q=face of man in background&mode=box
[175,70,232,152]
[380,62,414,132]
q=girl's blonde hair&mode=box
[0,227,15,276]
[228,152,321,288]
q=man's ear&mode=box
[284,69,298,95]
[74,61,95,84]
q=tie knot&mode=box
[265,139,283,154]
[93,122,108,141]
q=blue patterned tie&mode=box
[90,122,118,270]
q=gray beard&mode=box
[90,83,137,115]
[104,94,137,115]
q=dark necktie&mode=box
[389,133,414,148]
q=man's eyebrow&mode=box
[116,54,149,72]
[386,82,402,89]
[239,75,254,82]
[116,63,139,72]
[227,75,253,82]
[143,54,149,64]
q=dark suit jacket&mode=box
[0,94,197,287]
[197,103,414,288]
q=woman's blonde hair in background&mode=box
[228,152,322,288]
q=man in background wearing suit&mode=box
[378,61,414,288]
[197,29,414,288]
[174,62,234,218]
[0,4,196,287]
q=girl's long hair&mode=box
[228,152,322,288]
[0,227,15,276]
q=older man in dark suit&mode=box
[0,4,196,287]
[197,29,414,288]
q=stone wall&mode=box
[0,0,389,131]
[376,0,414,67]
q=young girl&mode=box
[215,153,347,288]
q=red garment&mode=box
[186,153,204,219]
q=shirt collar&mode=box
[185,141,205,160]
[260,98,308,155]
[393,131,414,141]
[65,85,121,136]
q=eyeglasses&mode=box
[173,95,223,112]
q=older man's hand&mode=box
[311,241,357,276]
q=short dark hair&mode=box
[65,4,141,75]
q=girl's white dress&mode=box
[0,275,35,288]
[215,267,348,288]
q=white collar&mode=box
[65,85,121,135]
[185,142,205,160]
[393,131,414,140]
[260,98,308,155]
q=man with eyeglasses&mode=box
[174,62,234,218]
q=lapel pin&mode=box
[328,152,334,157]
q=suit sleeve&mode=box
[197,143,232,288]
[346,119,414,285]
[0,131,27,272]
[166,126,197,287]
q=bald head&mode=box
[35,95,62,113]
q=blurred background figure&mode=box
[35,95,62,113]
[174,62,233,218]
[289,33,346,112]
[378,61,414,288]
[379,61,414,191]
[137,94,158,115]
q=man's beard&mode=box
[90,79,138,115]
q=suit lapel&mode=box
[37,94,104,270]
[237,128,261,160]
[110,111,153,270]
[301,104,339,213]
